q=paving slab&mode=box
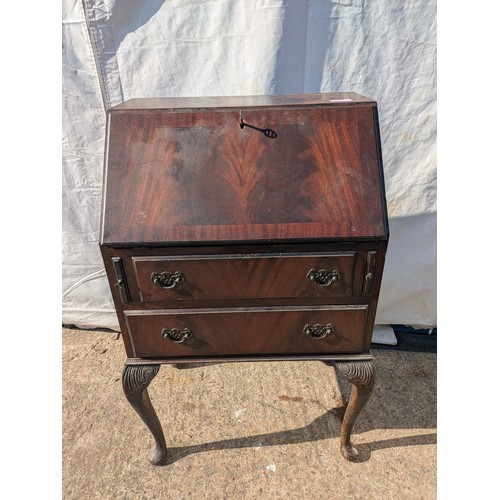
[62,327,436,499]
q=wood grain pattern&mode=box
[124,305,368,358]
[132,252,356,301]
[101,103,386,245]
[220,132,266,214]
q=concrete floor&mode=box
[62,327,436,499]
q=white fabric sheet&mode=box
[62,0,437,330]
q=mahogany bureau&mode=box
[99,92,389,465]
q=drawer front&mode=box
[124,305,368,358]
[132,253,356,302]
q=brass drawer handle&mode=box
[307,268,341,287]
[303,323,334,339]
[151,271,184,289]
[161,327,192,343]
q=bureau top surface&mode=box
[101,93,388,246]
[109,92,375,112]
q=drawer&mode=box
[132,253,356,301]
[124,305,368,358]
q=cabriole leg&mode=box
[335,360,375,461]
[122,364,167,465]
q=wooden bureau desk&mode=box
[99,92,388,465]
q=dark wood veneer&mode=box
[132,252,356,301]
[102,102,386,245]
[124,305,368,358]
[100,92,388,465]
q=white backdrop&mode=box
[62,0,436,330]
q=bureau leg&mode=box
[122,364,167,465]
[335,360,375,461]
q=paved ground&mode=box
[62,327,436,499]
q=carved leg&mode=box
[335,360,375,461]
[122,364,167,465]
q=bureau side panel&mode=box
[100,245,135,357]
[362,239,388,351]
